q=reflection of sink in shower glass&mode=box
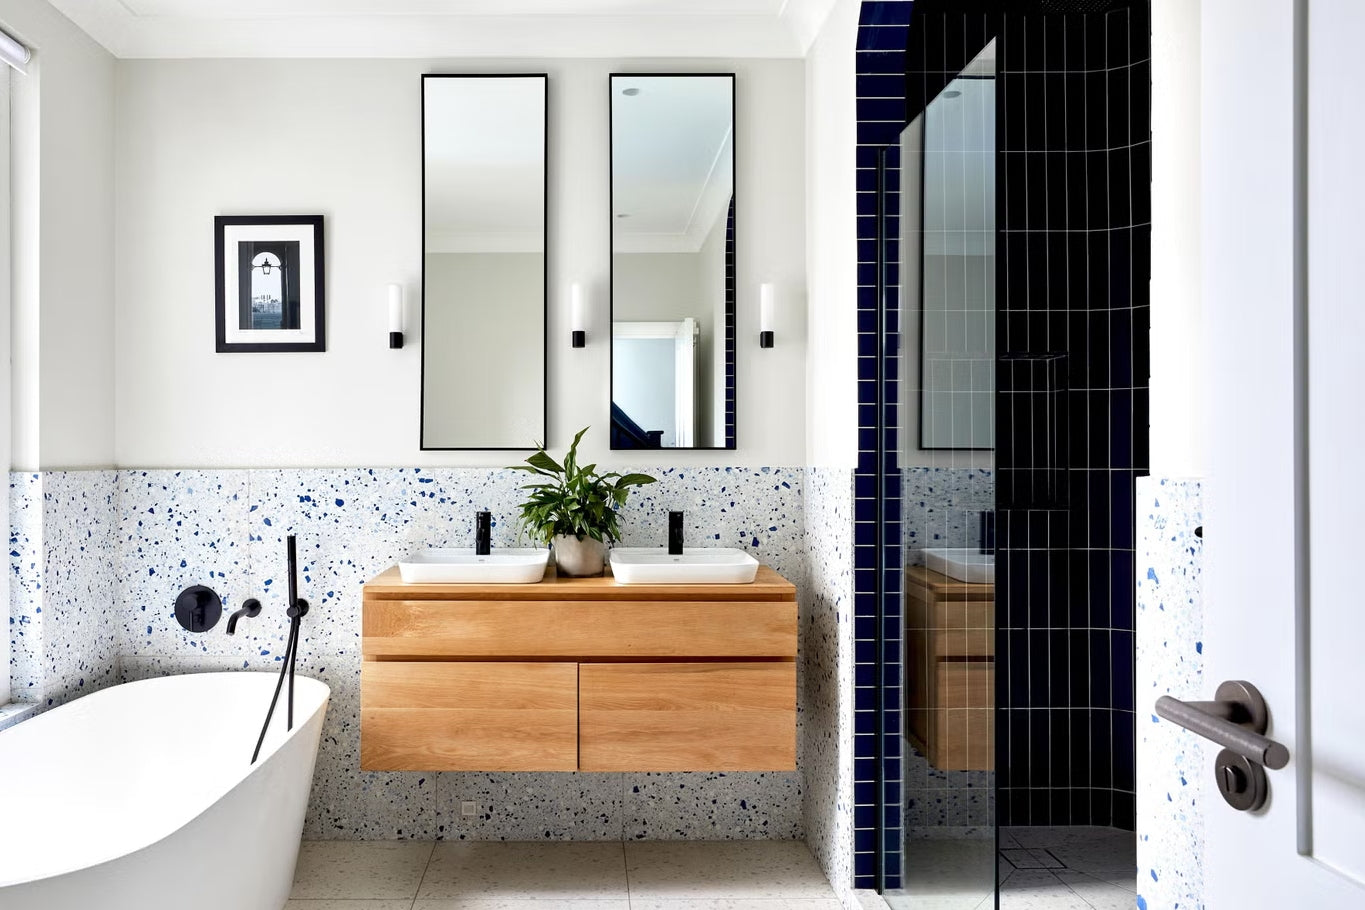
[921,547,995,584]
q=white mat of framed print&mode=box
[215,215,325,352]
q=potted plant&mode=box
[509,427,656,576]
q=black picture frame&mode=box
[215,214,326,353]
[608,72,738,451]
[418,73,549,451]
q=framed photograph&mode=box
[215,215,325,352]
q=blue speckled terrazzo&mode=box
[8,472,119,708]
[801,467,856,905]
[13,467,813,843]
[902,467,994,559]
[1135,477,1205,910]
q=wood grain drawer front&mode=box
[361,662,577,772]
[578,662,796,772]
[932,660,994,771]
[363,600,797,659]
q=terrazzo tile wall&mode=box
[1134,476,1204,910]
[8,472,120,708]
[12,466,813,841]
[902,467,994,561]
[801,467,857,906]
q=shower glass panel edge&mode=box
[877,35,1001,910]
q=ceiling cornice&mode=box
[45,0,819,59]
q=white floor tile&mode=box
[1056,870,1139,909]
[413,900,630,909]
[284,902,415,910]
[290,841,435,900]
[417,841,628,900]
[625,841,835,900]
[629,900,843,910]
[998,889,1092,910]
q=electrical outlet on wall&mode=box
[461,801,477,817]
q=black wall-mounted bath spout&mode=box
[668,511,685,556]
[226,598,262,635]
[475,511,492,556]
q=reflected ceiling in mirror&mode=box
[610,73,736,450]
[421,74,547,450]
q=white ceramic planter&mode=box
[552,533,607,577]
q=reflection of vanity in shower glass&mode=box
[896,40,997,787]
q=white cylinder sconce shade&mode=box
[387,283,404,349]
[759,283,775,348]
[571,282,587,348]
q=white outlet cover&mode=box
[461,801,477,817]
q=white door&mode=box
[1202,0,1365,905]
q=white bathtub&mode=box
[0,672,329,910]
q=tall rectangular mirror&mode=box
[610,73,736,450]
[422,74,547,450]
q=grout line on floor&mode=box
[409,839,437,905]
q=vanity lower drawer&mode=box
[578,662,796,772]
[360,661,577,771]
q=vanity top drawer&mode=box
[362,598,798,660]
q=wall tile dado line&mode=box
[13,467,814,841]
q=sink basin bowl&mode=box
[609,547,760,585]
[922,547,994,584]
[398,548,549,584]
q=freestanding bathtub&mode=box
[0,672,329,910]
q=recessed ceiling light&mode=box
[942,90,963,99]
[622,87,641,97]
[616,213,631,219]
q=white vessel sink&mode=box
[922,547,995,584]
[609,547,760,585]
[398,548,549,584]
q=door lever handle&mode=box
[1155,680,1289,769]
[1155,680,1289,811]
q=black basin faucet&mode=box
[668,511,684,556]
[475,510,492,556]
[226,598,262,635]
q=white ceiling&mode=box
[613,75,733,253]
[46,0,840,58]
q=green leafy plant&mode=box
[509,427,656,545]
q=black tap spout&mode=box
[475,511,492,556]
[668,511,685,556]
[226,598,262,635]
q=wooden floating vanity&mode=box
[360,565,797,773]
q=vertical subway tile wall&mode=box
[854,0,914,888]
[857,0,1153,884]
[994,2,1151,831]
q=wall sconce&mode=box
[759,283,775,348]
[387,283,404,349]
[571,282,587,348]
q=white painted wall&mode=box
[1150,0,1205,477]
[1,0,117,470]
[803,0,858,469]
[115,57,805,469]
[0,72,8,705]
[422,252,544,448]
